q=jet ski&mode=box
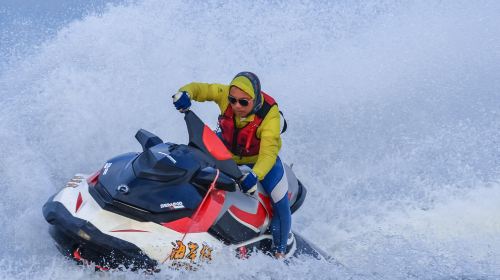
[42,110,330,271]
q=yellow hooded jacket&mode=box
[179,82,282,180]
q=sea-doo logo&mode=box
[160,201,185,209]
[116,184,129,194]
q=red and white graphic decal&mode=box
[202,126,232,160]
[161,189,226,233]
[75,192,83,213]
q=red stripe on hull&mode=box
[75,192,83,213]
[161,189,226,233]
[228,194,272,229]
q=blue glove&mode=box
[239,171,258,195]
[172,91,191,112]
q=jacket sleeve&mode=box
[252,105,282,180]
[179,82,229,112]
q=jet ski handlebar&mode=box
[192,166,237,192]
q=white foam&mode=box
[1,0,500,279]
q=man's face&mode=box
[229,86,254,118]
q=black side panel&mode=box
[42,201,157,270]
[290,180,307,214]
[208,212,260,244]
[233,232,332,260]
[90,183,194,224]
[292,232,331,260]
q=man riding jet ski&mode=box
[174,72,290,258]
[43,85,329,272]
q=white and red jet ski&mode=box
[42,110,329,270]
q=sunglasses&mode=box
[228,95,251,107]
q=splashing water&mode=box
[1,0,500,279]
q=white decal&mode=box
[160,201,185,209]
[103,162,112,175]
[158,152,177,164]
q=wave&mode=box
[1,0,499,279]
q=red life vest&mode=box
[218,92,277,157]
